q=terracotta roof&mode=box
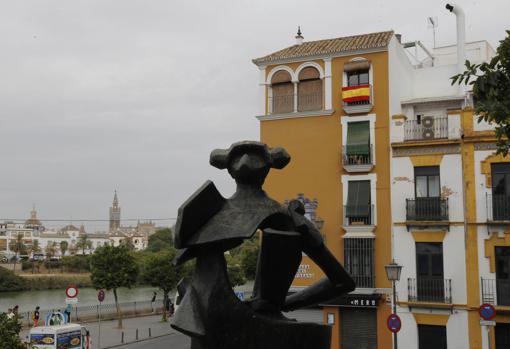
[253,31,394,65]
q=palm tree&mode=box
[9,233,26,272]
[60,241,69,257]
[45,242,57,273]
[76,235,92,255]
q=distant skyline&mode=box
[1,0,508,231]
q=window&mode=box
[270,70,293,114]
[346,121,371,165]
[415,242,446,302]
[297,67,322,112]
[347,69,369,86]
[418,325,447,349]
[345,181,371,225]
[496,247,510,306]
[491,163,510,220]
[407,166,447,221]
[496,323,510,349]
[344,238,375,288]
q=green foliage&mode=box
[22,275,92,290]
[146,228,173,252]
[452,30,510,154]
[0,267,25,292]
[143,249,182,292]
[0,313,25,349]
[90,245,139,290]
[61,255,90,273]
[76,235,93,255]
[226,264,246,287]
[240,245,259,280]
[60,240,69,256]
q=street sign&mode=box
[98,289,105,303]
[480,319,496,327]
[479,303,496,321]
[66,285,79,298]
[387,314,402,333]
[65,297,78,305]
[235,291,245,301]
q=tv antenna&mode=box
[427,17,438,48]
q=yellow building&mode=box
[253,30,394,349]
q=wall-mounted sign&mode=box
[320,294,380,308]
[295,264,314,279]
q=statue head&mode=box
[210,141,290,186]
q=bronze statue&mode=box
[171,141,355,349]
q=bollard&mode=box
[121,331,124,343]
[136,328,139,340]
[149,328,152,337]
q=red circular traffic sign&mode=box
[98,289,105,302]
[66,285,78,298]
[387,314,402,333]
[479,303,496,320]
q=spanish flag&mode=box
[342,84,370,103]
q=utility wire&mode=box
[0,218,177,222]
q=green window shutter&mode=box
[346,181,371,217]
[346,121,370,155]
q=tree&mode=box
[452,30,510,154]
[146,228,173,252]
[31,239,41,254]
[9,233,26,272]
[143,248,182,321]
[60,241,69,256]
[76,235,92,255]
[121,237,135,251]
[45,242,57,259]
[90,245,139,328]
[0,313,25,349]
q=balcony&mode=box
[342,84,373,114]
[481,278,510,306]
[344,237,375,288]
[404,117,448,141]
[408,278,452,304]
[344,204,374,227]
[406,198,449,221]
[342,145,374,173]
[486,194,510,223]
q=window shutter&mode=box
[346,122,370,155]
[346,181,370,217]
[298,67,320,81]
[344,59,371,72]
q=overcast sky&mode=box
[0,0,508,231]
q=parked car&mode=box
[0,251,15,263]
[31,253,45,261]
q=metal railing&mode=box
[342,84,372,106]
[342,145,373,166]
[16,299,163,328]
[404,117,448,141]
[408,278,452,303]
[344,204,374,226]
[481,278,510,306]
[297,92,322,112]
[406,197,449,221]
[270,94,294,114]
[486,194,510,221]
[344,237,375,288]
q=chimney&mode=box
[295,26,304,45]
[446,3,466,75]
[395,34,402,43]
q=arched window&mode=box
[271,70,294,114]
[298,67,322,112]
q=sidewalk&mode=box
[22,314,177,348]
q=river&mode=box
[0,287,160,313]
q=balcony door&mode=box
[492,163,510,220]
[346,181,371,225]
[496,247,510,306]
[416,242,444,302]
[346,121,370,165]
[414,166,441,220]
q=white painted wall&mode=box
[388,36,415,117]
[433,41,496,67]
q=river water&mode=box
[0,287,160,313]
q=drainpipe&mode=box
[446,3,466,97]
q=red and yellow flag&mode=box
[342,84,370,103]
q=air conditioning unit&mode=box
[422,116,435,139]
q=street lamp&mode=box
[385,260,403,349]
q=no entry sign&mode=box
[479,303,496,321]
[387,314,402,333]
[65,285,78,298]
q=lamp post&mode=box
[385,260,403,349]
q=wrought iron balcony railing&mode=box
[297,92,322,112]
[481,278,510,306]
[344,204,374,226]
[404,117,448,141]
[342,145,373,166]
[344,237,375,288]
[406,197,449,221]
[270,94,294,114]
[486,194,510,221]
[408,277,452,303]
